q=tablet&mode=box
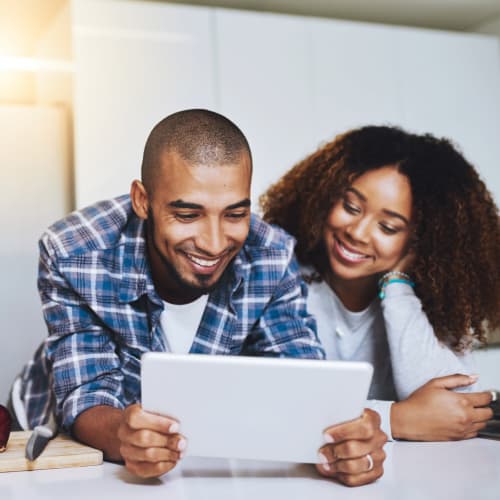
[141,353,373,463]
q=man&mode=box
[13,109,386,485]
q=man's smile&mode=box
[181,249,232,276]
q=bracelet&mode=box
[377,271,412,288]
[378,273,415,300]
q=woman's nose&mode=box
[346,217,370,244]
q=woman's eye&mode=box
[343,201,360,214]
[379,223,398,235]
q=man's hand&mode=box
[316,409,387,487]
[73,404,186,478]
[117,404,186,478]
[391,374,493,441]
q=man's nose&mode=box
[197,218,228,256]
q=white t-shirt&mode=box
[160,295,209,354]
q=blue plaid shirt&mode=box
[19,195,324,432]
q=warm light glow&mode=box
[0,56,73,73]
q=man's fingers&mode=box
[338,448,385,475]
[324,409,381,443]
[316,456,385,486]
[124,404,179,434]
[120,427,187,451]
[120,442,183,463]
[320,430,387,462]
[124,458,177,478]
[320,448,386,475]
[335,466,384,487]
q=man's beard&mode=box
[147,208,229,297]
[153,238,222,296]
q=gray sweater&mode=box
[305,276,476,439]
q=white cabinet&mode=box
[72,0,217,207]
[309,19,401,143]
[71,0,500,207]
[215,9,316,205]
[394,30,500,198]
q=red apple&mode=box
[0,404,12,452]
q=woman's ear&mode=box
[130,180,149,220]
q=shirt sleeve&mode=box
[381,282,478,401]
[38,235,127,432]
[244,253,326,360]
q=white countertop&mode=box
[1,438,499,500]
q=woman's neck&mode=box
[323,271,378,312]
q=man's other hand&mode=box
[316,408,387,486]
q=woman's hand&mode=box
[390,374,494,441]
[391,249,416,274]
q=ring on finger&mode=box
[366,453,374,472]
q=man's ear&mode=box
[130,180,149,220]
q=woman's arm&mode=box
[381,281,493,440]
[381,281,475,399]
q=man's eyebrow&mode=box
[169,200,203,210]
[168,199,251,210]
[226,199,251,210]
[347,188,409,225]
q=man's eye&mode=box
[343,201,360,214]
[226,212,248,219]
[175,213,198,221]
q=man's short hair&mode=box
[141,109,252,192]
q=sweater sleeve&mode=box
[381,282,478,401]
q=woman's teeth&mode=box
[338,241,368,261]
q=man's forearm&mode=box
[72,405,124,461]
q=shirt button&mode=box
[336,327,345,338]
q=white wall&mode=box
[0,105,71,404]
[35,2,73,109]
[72,0,216,207]
[72,0,500,210]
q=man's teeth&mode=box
[338,242,367,260]
[188,255,221,267]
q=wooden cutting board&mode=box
[0,431,103,472]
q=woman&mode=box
[261,126,499,441]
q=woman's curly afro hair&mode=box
[260,126,500,351]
